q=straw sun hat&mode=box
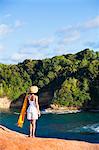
[29,86,38,94]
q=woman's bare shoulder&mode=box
[35,95,38,98]
[35,95,38,101]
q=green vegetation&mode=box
[0,49,99,109]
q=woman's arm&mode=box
[35,96,41,117]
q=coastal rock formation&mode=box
[10,94,26,108]
[0,97,11,109]
[10,90,53,109]
[39,90,53,107]
[0,125,99,150]
[0,89,53,109]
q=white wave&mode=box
[41,109,82,114]
[68,123,99,133]
[82,123,99,133]
[13,112,20,115]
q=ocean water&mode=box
[0,109,99,143]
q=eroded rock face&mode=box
[0,90,53,109]
[0,97,11,108]
[10,93,26,108]
[0,125,99,150]
[10,90,53,109]
[39,90,53,107]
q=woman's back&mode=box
[27,94,37,112]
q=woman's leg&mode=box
[29,120,33,137]
[31,119,36,137]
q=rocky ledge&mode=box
[0,125,99,150]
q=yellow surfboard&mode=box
[17,96,28,128]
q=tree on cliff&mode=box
[0,49,99,109]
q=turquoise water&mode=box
[0,109,99,143]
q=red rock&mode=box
[0,125,99,150]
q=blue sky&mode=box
[0,0,99,64]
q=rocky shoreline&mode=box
[43,105,82,114]
[0,125,99,150]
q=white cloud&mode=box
[56,16,99,46]
[57,30,80,45]
[0,19,24,37]
[57,16,99,36]
[56,25,73,35]
[62,31,80,44]
[11,52,25,62]
[0,24,13,36]
[84,16,99,29]
[10,50,48,62]
[28,38,54,48]
[56,24,81,45]
[2,15,98,64]
[28,51,48,60]
[12,37,55,62]
[16,37,55,62]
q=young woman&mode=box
[26,86,40,137]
